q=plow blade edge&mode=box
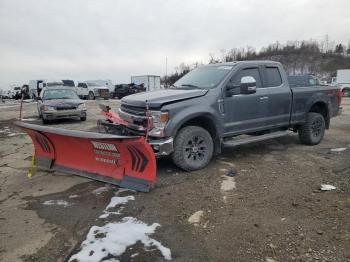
[15,121,157,192]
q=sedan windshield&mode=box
[46,82,64,87]
[42,89,79,100]
[173,65,234,89]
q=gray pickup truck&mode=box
[117,61,342,171]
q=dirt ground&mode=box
[0,98,349,262]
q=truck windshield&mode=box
[173,65,234,89]
[43,89,79,100]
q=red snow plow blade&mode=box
[15,121,157,192]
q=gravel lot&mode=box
[0,98,349,262]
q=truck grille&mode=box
[56,106,76,111]
[120,104,146,116]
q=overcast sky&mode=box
[0,0,349,88]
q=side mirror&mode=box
[226,83,240,96]
[240,76,257,94]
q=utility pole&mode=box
[165,56,168,88]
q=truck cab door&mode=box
[77,83,88,97]
[261,66,292,128]
[223,67,269,135]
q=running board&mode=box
[222,131,289,148]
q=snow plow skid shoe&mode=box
[15,121,157,192]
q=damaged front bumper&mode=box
[148,137,174,156]
[98,119,174,157]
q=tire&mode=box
[298,112,325,145]
[342,88,350,97]
[88,91,95,100]
[42,118,49,124]
[172,126,213,171]
[80,116,87,121]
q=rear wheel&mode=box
[172,126,213,171]
[298,112,325,145]
[80,116,86,121]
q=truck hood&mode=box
[121,88,208,108]
[42,99,83,107]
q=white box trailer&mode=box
[131,75,161,91]
[331,69,350,97]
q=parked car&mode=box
[12,85,31,100]
[288,75,323,88]
[87,80,114,97]
[12,86,21,99]
[331,69,350,97]
[117,61,342,171]
[114,83,146,99]
[76,81,109,100]
[37,86,87,124]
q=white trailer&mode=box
[130,75,161,91]
[331,69,350,97]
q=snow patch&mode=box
[68,217,171,262]
[93,186,111,195]
[217,160,235,167]
[188,211,204,225]
[320,184,336,191]
[69,194,79,199]
[43,200,71,207]
[220,176,236,192]
[22,118,37,121]
[131,253,139,258]
[106,196,135,209]
[331,147,347,152]
[99,195,135,219]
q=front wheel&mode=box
[88,91,95,100]
[342,88,350,97]
[172,126,213,171]
[80,116,86,121]
[298,112,325,145]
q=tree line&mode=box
[163,37,350,85]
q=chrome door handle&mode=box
[259,96,269,101]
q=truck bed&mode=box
[290,85,341,125]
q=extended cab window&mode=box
[264,67,282,87]
[231,68,262,89]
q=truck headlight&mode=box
[77,103,86,110]
[150,111,169,129]
[44,105,55,111]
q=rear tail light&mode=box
[337,88,342,106]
